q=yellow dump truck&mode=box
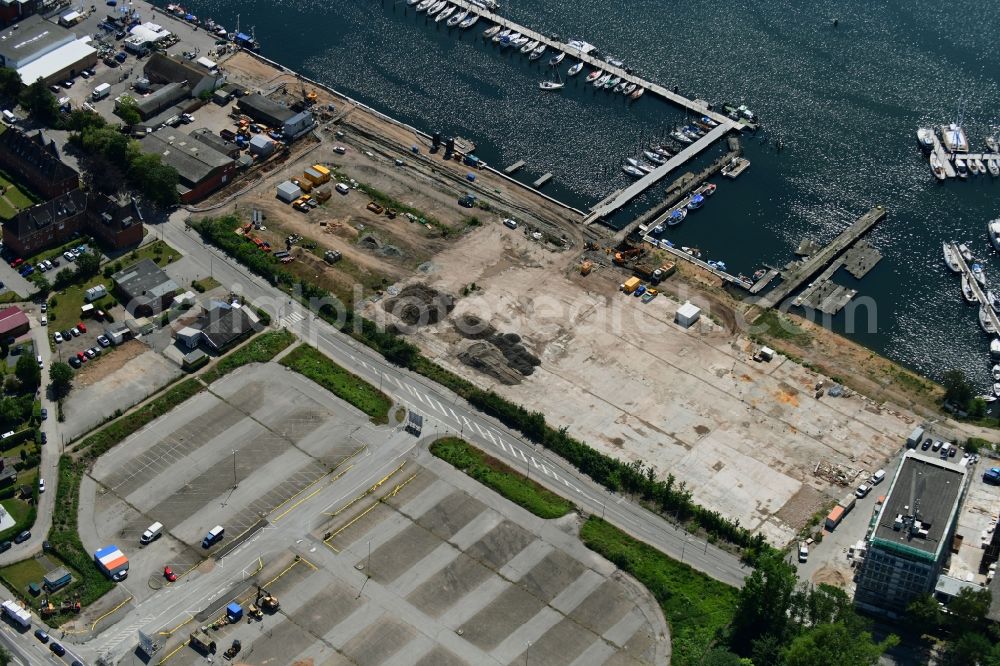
[622,277,642,294]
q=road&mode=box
[160,213,749,588]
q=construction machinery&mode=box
[247,603,263,620]
[613,247,644,264]
[224,639,242,660]
[256,585,280,613]
[580,260,594,276]
[189,629,216,654]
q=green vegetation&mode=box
[120,239,182,268]
[430,437,573,519]
[905,589,1000,665]
[192,276,221,293]
[0,498,34,543]
[965,437,992,454]
[47,273,112,330]
[0,557,48,595]
[752,310,810,343]
[942,368,977,413]
[0,171,37,220]
[18,80,59,127]
[280,345,392,423]
[201,329,295,384]
[49,362,74,400]
[73,378,203,462]
[328,166,453,236]
[581,517,738,665]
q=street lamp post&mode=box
[232,449,238,489]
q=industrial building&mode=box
[0,15,97,85]
[675,301,701,328]
[132,81,190,121]
[0,128,79,200]
[237,93,295,128]
[197,302,258,351]
[112,259,179,316]
[139,129,236,203]
[43,566,72,592]
[282,110,315,140]
[143,52,224,99]
[190,128,241,159]
[0,306,29,338]
[276,180,301,203]
[854,452,970,617]
[248,134,274,157]
[124,21,170,55]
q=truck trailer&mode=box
[1,600,31,628]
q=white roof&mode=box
[60,10,81,21]
[195,56,217,70]
[677,301,701,317]
[129,22,171,44]
[17,38,96,84]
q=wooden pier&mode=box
[533,173,553,188]
[930,135,956,178]
[755,206,886,309]
[952,242,1000,334]
[504,160,526,174]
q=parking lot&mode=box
[84,363,370,605]
[159,455,667,666]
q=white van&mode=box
[140,522,163,545]
[202,525,224,548]
[1,110,15,124]
[871,469,886,485]
[939,443,951,459]
[36,355,43,369]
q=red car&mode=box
[9,258,22,268]
[163,566,176,582]
[76,351,87,363]
[77,321,87,333]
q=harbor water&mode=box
[164,0,1000,389]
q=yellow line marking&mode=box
[268,445,366,515]
[158,615,193,636]
[323,472,419,551]
[296,555,318,570]
[156,639,189,665]
[273,464,353,522]
[325,461,406,516]
[91,595,133,631]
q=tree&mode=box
[0,644,11,666]
[942,632,993,666]
[49,362,74,400]
[128,152,180,206]
[0,397,23,430]
[730,550,798,649]
[942,369,974,410]
[969,396,988,419]
[15,353,40,390]
[30,273,50,299]
[18,79,59,126]
[948,587,991,629]
[75,250,101,279]
[0,66,23,101]
[115,94,141,126]
[906,593,943,630]
[782,622,897,666]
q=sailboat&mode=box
[539,69,564,91]
[930,152,946,181]
[567,62,583,76]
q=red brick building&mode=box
[0,129,79,200]
[0,306,29,339]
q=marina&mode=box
[949,242,1000,340]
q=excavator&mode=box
[256,585,280,613]
[613,247,645,264]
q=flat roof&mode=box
[112,258,178,302]
[140,129,232,184]
[16,38,96,85]
[870,452,966,560]
[0,16,74,65]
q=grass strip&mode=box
[280,344,392,424]
[201,329,295,384]
[430,437,573,519]
[580,516,738,666]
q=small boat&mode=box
[511,36,530,48]
[992,338,1000,359]
[989,290,1000,312]
[973,158,987,175]
[613,81,627,94]
[752,268,766,281]
[446,9,467,26]
[653,145,672,157]
[958,243,975,263]
[630,87,644,100]
[930,152,946,180]
[604,76,621,89]
[943,242,962,273]
[539,81,564,91]
[622,164,644,178]
[988,219,1000,252]
[668,209,688,226]
[623,82,637,95]
[982,306,997,334]
[989,159,1000,177]
[521,39,538,53]
[993,364,1000,381]
[529,44,546,60]
[955,157,968,179]
[406,0,420,5]
[418,0,436,10]
[916,127,935,152]
[652,223,664,234]
[701,116,719,127]
[979,394,998,403]
[636,161,655,174]
[594,74,612,88]
[427,1,447,17]
[687,193,705,210]
[643,150,665,165]
[972,262,987,287]
[501,32,522,47]
[680,246,701,258]
[671,129,693,144]
[586,69,603,83]
[483,25,501,37]
[694,121,713,131]
[962,274,978,303]
[549,52,565,66]
[987,135,999,153]
[700,182,717,196]
[492,28,511,42]
[460,14,479,28]
[684,125,704,138]
[567,62,583,76]
[994,382,1000,397]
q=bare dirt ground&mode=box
[75,340,147,387]
[372,224,921,545]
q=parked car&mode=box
[68,356,81,369]
[77,321,87,333]
[42,260,52,270]
[40,408,47,420]
[40,302,46,312]
[62,329,72,341]
[49,85,61,94]
[70,327,80,337]
[97,335,111,347]
[40,432,46,444]
[855,483,871,498]
[14,530,30,544]
[798,542,808,562]
[84,348,96,359]
[38,478,44,493]
[164,566,177,582]
[53,332,62,343]
[63,251,74,262]
[34,628,49,643]
[61,80,74,89]
[9,257,22,268]
[0,540,11,552]
[40,315,46,326]
[80,70,90,79]
[949,446,957,458]
[90,346,101,357]
[921,438,932,450]
[76,351,87,362]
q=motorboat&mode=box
[988,219,1000,252]
[586,69,603,83]
[623,82,637,95]
[594,74,612,88]
[988,135,999,154]
[613,81,626,94]
[511,36,530,48]
[549,52,565,66]
[492,28,511,42]
[445,9,467,26]
[520,39,538,53]
[604,76,621,89]
[417,0,436,10]
[992,338,1000,359]
[668,208,687,226]
[684,125,704,138]
[930,152,946,180]
[973,157,987,174]
[483,25,501,37]
[427,2,447,17]
[958,243,975,263]
[659,239,675,250]
[643,150,665,165]
[435,5,455,21]
[622,164,644,178]
[636,161,655,174]
[653,145,672,157]
[652,223,664,234]
[943,242,961,273]
[460,14,479,28]
[993,364,1000,381]
[529,44,546,60]
[962,274,978,303]
[406,0,421,5]
[671,129,693,144]
[989,159,1000,177]
[955,157,968,179]
[567,62,583,76]
[700,182,717,196]
[916,127,935,152]
[981,305,996,334]
[994,382,1000,397]
[687,193,705,210]
[539,81,564,91]
[968,158,981,175]
[980,394,999,403]
[701,116,719,127]
[988,290,1000,312]
[972,262,987,287]
[680,246,701,258]
[630,87,644,100]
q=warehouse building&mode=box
[143,52,223,98]
[132,82,190,121]
[237,93,294,128]
[112,258,178,316]
[190,128,241,159]
[139,128,236,203]
[854,452,970,617]
[282,111,314,140]
[0,306,29,338]
[197,302,257,351]
[0,15,97,85]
